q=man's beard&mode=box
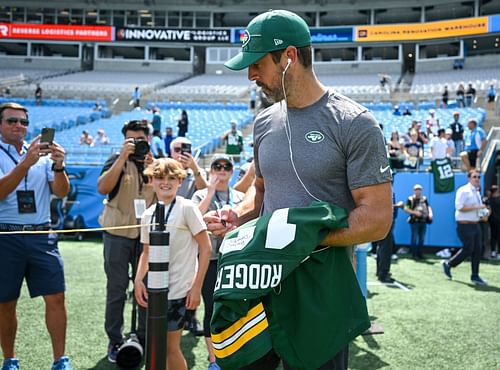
[256,80,285,103]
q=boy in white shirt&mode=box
[134,158,211,370]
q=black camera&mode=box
[129,139,150,161]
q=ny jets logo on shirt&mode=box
[305,131,325,143]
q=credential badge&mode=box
[305,131,325,143]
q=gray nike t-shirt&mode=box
[254,90,391,215]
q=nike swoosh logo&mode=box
[380,165,390,173]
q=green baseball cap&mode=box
[225,9,311,71]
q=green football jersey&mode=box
[211,202,370,370]
[431,158,455,193]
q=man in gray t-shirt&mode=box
[204,9,392,370]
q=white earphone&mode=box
[280,56,322,202]
[282,58,292,75]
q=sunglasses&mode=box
[471,175,481,179]
[212,163,233,171]
[4,117,29,126]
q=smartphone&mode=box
[181,143,191,154]
[39,127,55,155]
[40,127,55,145]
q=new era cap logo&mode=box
[274,38,283,46]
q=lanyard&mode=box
[151,198,176,231]
[214,188,232,209]
[0,145,29,191]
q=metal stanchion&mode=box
[146,201,170,370]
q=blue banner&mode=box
[231,26,354,44]
[489,14,500,33]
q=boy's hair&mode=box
[144,158,187,179]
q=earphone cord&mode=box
[281,70,322,203]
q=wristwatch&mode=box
[51,162,66,173]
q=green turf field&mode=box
[13,239,500,370]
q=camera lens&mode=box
[129,139,150,161]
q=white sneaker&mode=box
[391,254,398,260]
[397,247,409,254]
[491,251,497,258]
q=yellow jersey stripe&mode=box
[212,302,264,343]
[213,315,269,358]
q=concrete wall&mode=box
[93,59,193,73]
[0,57,81,70]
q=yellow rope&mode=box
[0,223,190,235]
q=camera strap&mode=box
[150,198,176,232]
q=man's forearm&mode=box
[0,163,30,200]
[98,157,125,194]
[51,171,70,198]
[320,204,392,247]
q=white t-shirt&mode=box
[140,196,207,299]
[455,182,483,222]
[430,136,448,159]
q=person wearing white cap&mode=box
[220,120,243,162]
[94,128,109,146]
[404,184,433,260]
[426,109,440,137]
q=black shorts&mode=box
[168,297,188,331]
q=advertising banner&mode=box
[0,23,113,42]
[489,14,500,33]
[231,27,354,44]
[355,17,489,42]
[116,27,230,43]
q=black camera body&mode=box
[129,139,150,161]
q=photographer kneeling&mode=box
[98,120,156,363]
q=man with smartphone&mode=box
[170,137,207,200]
[97,119,157,363]
[0,102,72,370]
[169,137,208,335]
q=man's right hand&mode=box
[118,138,136,161]
[204,207,239,238]
[21,136,43,168]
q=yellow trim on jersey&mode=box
[212,302,269,359]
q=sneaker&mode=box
[188,318,204,337]
[491,251,497,259]
[378,276,395,284]
[471,276,488,286]
[208,362,221,370]
[51,356,73,370]
[442,261,452,279]
[107,343,121,363]
[1,358,19,370]
[391,254,398,261]
[397,247,409,254]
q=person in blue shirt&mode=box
[487,84,496,108]
[461,119,487,171]
[164,127,176,157]
[132,86,141,108]
[0,102,72,370]
[151,129,165,158]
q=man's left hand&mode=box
[49,141,65,166]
